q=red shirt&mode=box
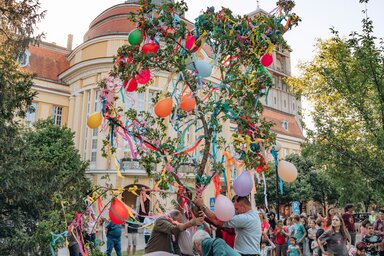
[342,212,356,232]
[274,226,288,245]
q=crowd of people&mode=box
[72,198,384,256]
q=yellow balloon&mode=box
[278,160,298,183]
[87,112,102,129]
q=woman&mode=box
[326,208,335,230]
[318,213,351,256]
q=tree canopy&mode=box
[287,5,384,208]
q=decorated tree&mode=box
[96,0,300,206]
[287,1,384,207]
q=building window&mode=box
[147,91,154,114]
[90,128,98,167]
[293,102,295,111]
[52,106,63,126]
[84,92,91,161]
[18,49,31,67]
[284,100,287,108]
[137,92,145,112]
[25,102,38,125]
[283,148,289,158]
[94,90,101,112]
[282,120,289,131]
[274,97,277,105]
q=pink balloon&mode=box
[233,171,253,196]
[214,195,235,221]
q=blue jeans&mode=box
[106,236,121,256]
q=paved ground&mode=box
[58,230,146,256]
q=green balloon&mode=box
[128,29,142,46]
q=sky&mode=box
[36,0,384,129]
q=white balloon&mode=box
[271,142,281,152]
[214,195,235,221]
[278,160,298,183]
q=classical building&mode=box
[22,1,304,212]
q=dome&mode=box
[83,1,174,42]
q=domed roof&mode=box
[83,1,174,42]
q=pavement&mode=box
[58,230,146,256]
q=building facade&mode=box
[23,2,304,212]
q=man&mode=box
[194,195,261,256]
[105,220,122,256]
[342,204,357,245]
[192,230,240,256]
[374,209,384,256]
[362,222,382,256]
[145,210,204,254]
[124,220,139,255]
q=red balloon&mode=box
[136,69,151,84]
[142,42,159,54]
[261,54,273,67]
[124,78,138,92]
[109,198,129,225]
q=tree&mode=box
[100,0,300,197]
[0,120,91,255]
[287,2,384,207]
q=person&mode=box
[349,242,367,256]
[288,237,302,256]
[318,213,351,256]
[124,220,139,255]
[192,230,240,256]
[145,210,204,254]
[195,195,262,256]
[360,219,371,238]
[67,228,80,256]
[343,204,357,246]
[316,213,327,230]
[84,211,97,248]
[143,212,155,244]
[326,208,335,229]
[274,220,290,256]
[373,209,384,256]
[308,219,319,255]
[260,210,271,242]
[362,222,382,256]
[315,223,325,256]
[311,238,319,256]
[370,211,378,225]
[105,220,123,256]
[300,216,310,256]
[260,236,276,256]
[293,215,306,254]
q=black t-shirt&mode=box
[127,222,139,233]
[363,234,382,256]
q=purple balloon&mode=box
[233,171,253,196]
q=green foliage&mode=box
[0,120,91,254]
[287,5,384,207]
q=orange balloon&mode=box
[180,93,196,112]
[154,97,173,118]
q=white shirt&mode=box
[143,217,155,235]
[223,210,262,255]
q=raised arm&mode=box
[193,196,225,227]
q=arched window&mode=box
[18,49,31,67]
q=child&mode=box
[362,222,382,256]
[274,220,290,256]
[349,242,367,256]
[311,239,319,256]
[288,237,302,256]
[260,236,276,256]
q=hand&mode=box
[195,217,204,226]
[124,233,128,238]
[194,197,204,208]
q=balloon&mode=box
[109,198,129,224]
[185,33,196,51]
[278,160,298,183]
[136,69,151,84]
[87,112,102,129]
[261,53,273,67]
[154,97,173,118]
[124,78,138,92]
[180,93,196,112]
[195,60,212,78]
[233,171,254,196]
[128,29,142,46]
[214,195,235,221]
[142,42,159,54]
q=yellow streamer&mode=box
[233,135,264,153]
[128,185,139,196]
